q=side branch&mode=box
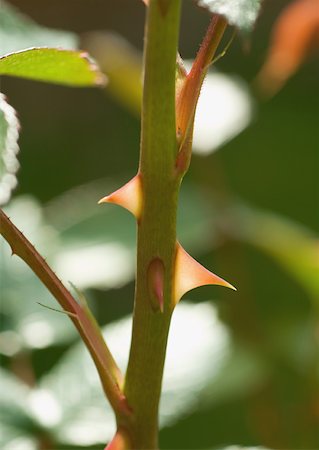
[0,208,130,418]
[175,14,228,174]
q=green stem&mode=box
[122,1,181,448]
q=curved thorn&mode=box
[173,242,236,305]
[98,174,142,220]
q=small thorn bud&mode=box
[173,242,236,305]
[147,257,165,312]
[98,174,142,220]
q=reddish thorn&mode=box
[173,242,236,305]
[98,174,142,220]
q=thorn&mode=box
[147,257,165,312]
[173,242,236,305]
[98,174,142,220]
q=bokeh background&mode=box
[0,1,318,449]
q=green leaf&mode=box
[0,1,77,55]
[196,0,263,31]
[0,93,20,205]
[0,48,106,87]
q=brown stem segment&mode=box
[175,14,228,175]
[0,208,130,419]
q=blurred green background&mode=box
[0,1,318,449]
